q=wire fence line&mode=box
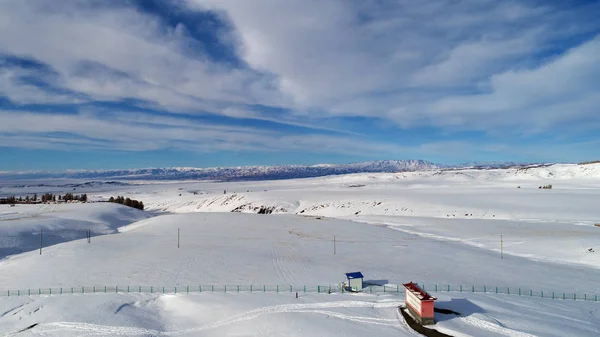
[1,284,600,303]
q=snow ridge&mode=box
[0,160,541,181]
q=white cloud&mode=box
[0,1,286,113]
[187,0,600,133]
[425,36,600,132]
[0,0,599,161]
[0,65,84,105]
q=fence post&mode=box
[563,293,565,300]
[397,285,399,293]
[574,293,576,300]
[224,285,226,293]
[116,286,118,293]
[163,287,165,294]
[29,289,31,296]
[175,287,177,294]
[290,285,292,292]
[104,286,107,293]
[530,290,532,296]
[472,285,474,293]
[277,285,279,293]
[199,285,202,292]
[435,284,438,292]
[70,287,73,294]
[496,287,498,294]
[151,286,153,293]
[212,285,215,292]
[304,285,306,293]
[519,288,521,295]
[263,285,265,292]
[542,291,544,298]
[238,285,240,292]
[18,290,20,296]
[460,285,462,292]
[50,288,52,295]
[318,286,320,293]
[250,285,252,292]
[7,290,9,297]
[370,286,372,294]
[448,285,450,292]
[39,289,41,295]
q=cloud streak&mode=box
[0,110,396,156]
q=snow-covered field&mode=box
[1,163,599,336]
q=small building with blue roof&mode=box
[345,271,364,291]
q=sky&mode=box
[1,0,599,171]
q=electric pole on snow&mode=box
[39,230,43,255]
[501,234,503,259]
[334,235,336,255]
[178,228,180,248]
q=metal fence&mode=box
[1,285,337,297]
[1,284,599,303]
[420,283,600,302]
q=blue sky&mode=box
[1,0,599,171]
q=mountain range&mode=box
[0,160,544,181]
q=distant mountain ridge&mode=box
[0,160,541,181]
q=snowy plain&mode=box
[0,163,599,336]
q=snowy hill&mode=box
[1,163,600,336]
[0,212,599,336]
[0,203,151,260]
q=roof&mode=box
[403,282,437,301]
[345,272,364,279]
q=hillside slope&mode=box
[0,203,151,260]
[0,212,599,336]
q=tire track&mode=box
[28,300,403,336]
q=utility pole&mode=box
[334,235,336,255]
[39,230,43,255]
[178,228,180,248]
[501,234,503,259]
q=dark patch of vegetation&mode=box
[257,206,274,214]
[107,196,144,210]
[61,193,88,202]
[539,184,553,189]
[579,160,600,165]
[0,193,87,204]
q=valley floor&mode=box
[0,168,599,336]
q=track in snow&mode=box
[25,300,403,336]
